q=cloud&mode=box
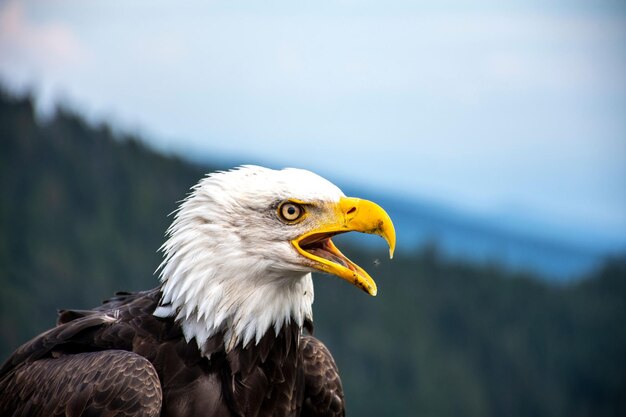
[0,0,88,89]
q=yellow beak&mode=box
[292,197,396,296]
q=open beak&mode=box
[292,197,396,296]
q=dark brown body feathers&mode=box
[0,289,345,417]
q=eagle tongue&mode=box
[306,241,354,271]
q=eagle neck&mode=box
[155,267,314,356]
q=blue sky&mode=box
[1,0,625,243]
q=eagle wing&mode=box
[0,292,164,417]
[300,335,345,417]
[0,350,162,417]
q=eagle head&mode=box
[154,166,395,353]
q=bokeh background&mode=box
[1,1,625,416]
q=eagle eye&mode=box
[278,202,305,223]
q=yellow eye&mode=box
[278,202,304,222]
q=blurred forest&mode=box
[1,89,624,417]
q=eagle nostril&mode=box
[346,207,356,215]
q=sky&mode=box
[1,0,625,243]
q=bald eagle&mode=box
[0,166,395,417]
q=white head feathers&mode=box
[154,165,344,354]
